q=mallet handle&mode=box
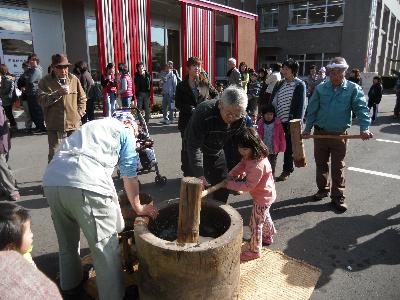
[304,134,362,139]
[201,181,226,198]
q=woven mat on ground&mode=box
[240,249,321,300]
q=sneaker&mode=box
[9,191,20,202]
[161,119,168,124]
[262,237,273,246]
[240,251,261,262]
[314,190,330,201]
[331,197,347,212]
[275,171,291,182]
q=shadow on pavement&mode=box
[380,123,400,135]
[18,196,48,209]
[369,114,397,126]
[139,177,181,205]
[272,196,337,220]
[284,205,400,288]
[35,248,91,283]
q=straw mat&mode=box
[239,249,321,300]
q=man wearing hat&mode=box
[302,57,373,212]
[38,54,87,162]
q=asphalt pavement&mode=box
[6,94,400,299]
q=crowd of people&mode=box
[0,51,397,299]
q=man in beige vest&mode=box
[38,54,87,162]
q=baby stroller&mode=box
[115,108,167,185]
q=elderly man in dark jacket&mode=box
[175,57,218,176]
[184,85,247,203]
[271,59,306,181]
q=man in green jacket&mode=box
[302,57,373,212]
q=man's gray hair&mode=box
[228,57,237,66]
[326,57,349,70]
[220,85,248,112]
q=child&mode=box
[247,71,261,117]
[216,82,224,96]
[225,127,277,261]
[257,105,286,177]
[367,76,383,122]
[0,202,35,266]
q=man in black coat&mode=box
[184,86,247,203]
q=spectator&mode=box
[73,61,95,123]
[227,58,241,87]
[134,62,151,123]
[184,85,247,203]
[17,62,33,133]
[37,54,87,162]
[175,57,218,175]
[239,62,249,93]
[101,63,118,117]
[348,68,362,86]
[256,105,286,177]
[303,57,373,212]
[271,59,306,182]
[367,76,383,122]
[0,64,17,129]
[24,54,46,133]
[0,105,19,201]
[167,60,181,82]
[258,68,267,82]
[247,71,261,119]
[317,67,327,84]
[43,115,157,300]
[161,63,177,124]
[118,63,134,108]
[263,63,282,106]
[394,75,400,119]
[216,82,224,95]
[306,65,319,97]
[0,203,33,264]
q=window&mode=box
[260,5,279,30]
[0,6,31,32]
[86,17,99,79]
[289,0,344,27]
[288,53,340,77]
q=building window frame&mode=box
[288,0,345,29]
[287,52,340,77]
[259,4,279,31]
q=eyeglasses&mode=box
[55,65,69,69]
[221,105,244,120]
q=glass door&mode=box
[151,26,166,103]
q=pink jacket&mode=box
[257,117,286,153]
[226,157,276,206]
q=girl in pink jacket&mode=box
[225,127,276,261]
[257,105,286,177]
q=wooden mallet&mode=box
[177,178,226,244]
[289,119,363,168]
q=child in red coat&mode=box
[257,105,286,177]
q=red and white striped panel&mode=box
[184,5,214,81]
[95,0,151,75]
